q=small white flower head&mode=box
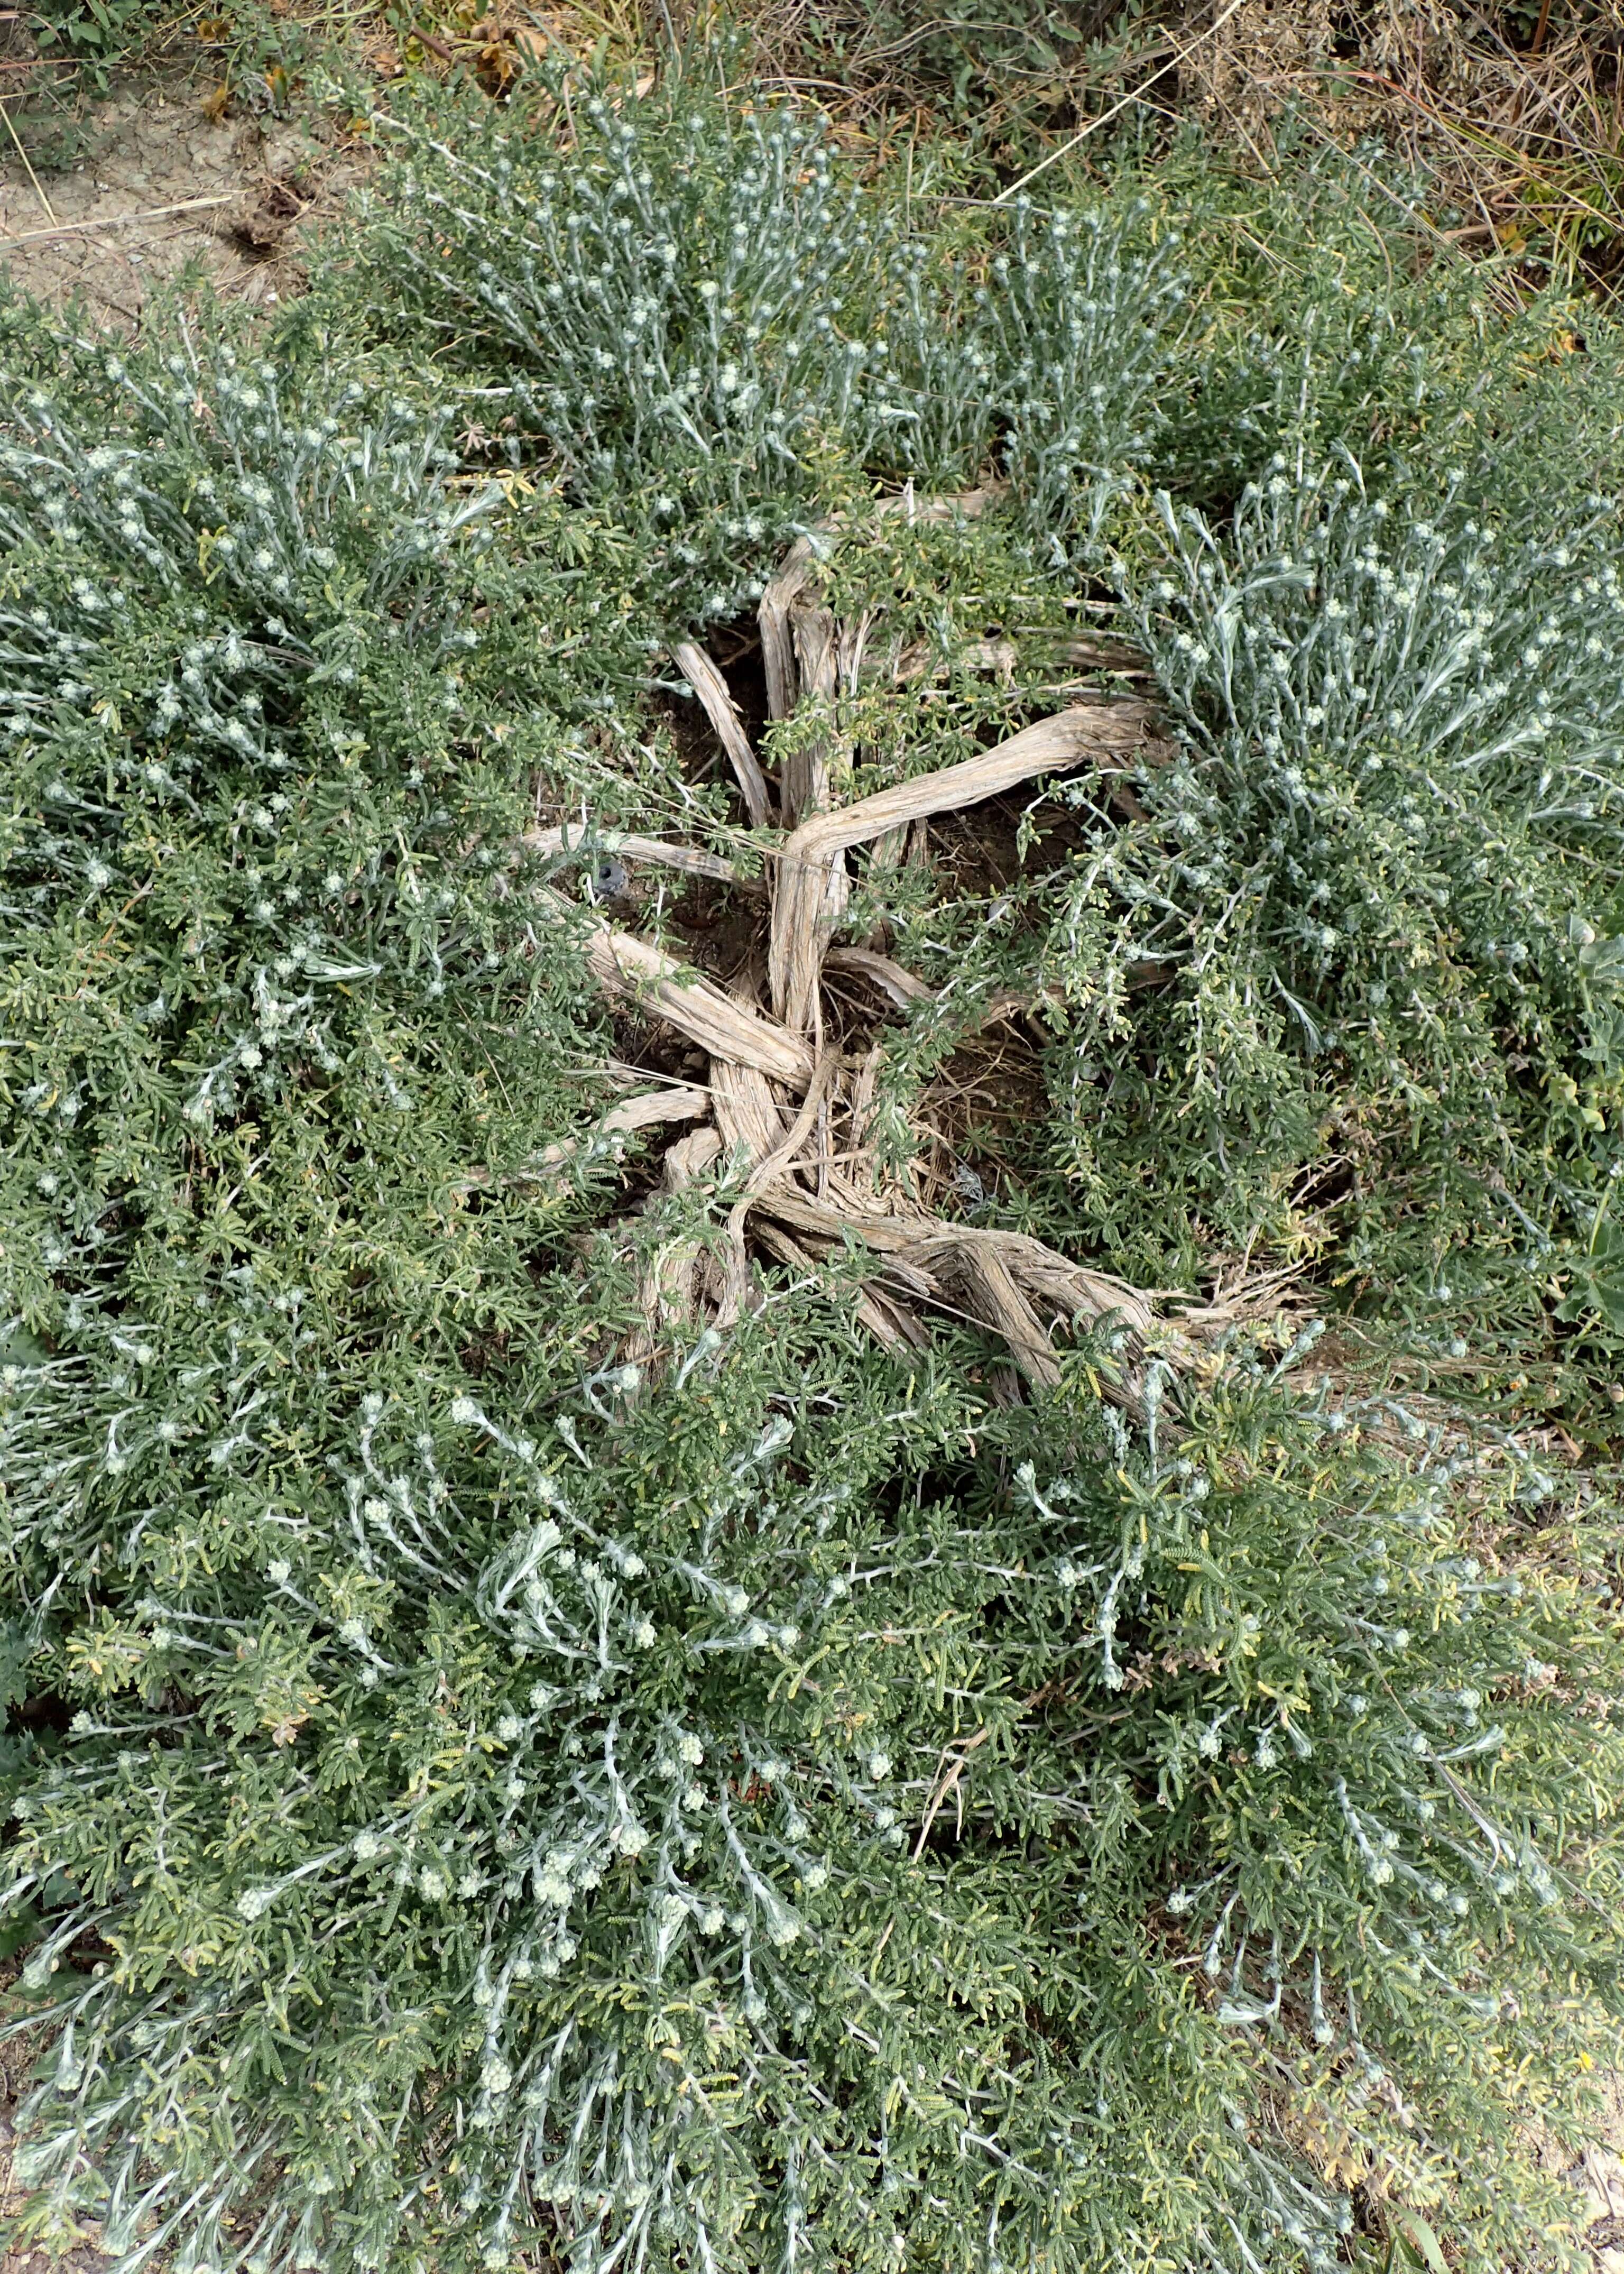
[698,1905,724,1936]
[450,1395,481,1426]
[353,1831,382,1862]
[481,2058,513,2096]
[496,1715,521,1742]
[418,1867,449,1902]
[267,1559,291,1586]
[678,1734,704,1766]
[236,1888,273,1921]
[866,1751,891,1782]
[1166,1888,1194,1916]
[632,1620,657,1649]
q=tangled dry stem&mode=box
[530,507,1241,1397]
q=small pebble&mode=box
[588,855,628,902]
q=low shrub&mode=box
[2,70,1623,2274]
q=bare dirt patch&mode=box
[0,58,363,327]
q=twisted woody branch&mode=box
[526,511,1207,1396]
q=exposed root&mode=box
[520,515,1220,1394]
[670,640,775,828]
[767,699,1164,1036]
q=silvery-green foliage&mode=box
[3,100,1624,2274]
[864,195,1186,551]
[348,81,1187,609]
[4,1271,1621,2274]
[967,196,1187,553]
[0,336,495,638]
[356,88,900,613]
[1039,453,1624,1283]
[1143,451,1624,786]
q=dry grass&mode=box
[693,0,1624,295]
[1179,0,1624,291]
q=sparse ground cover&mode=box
[3,11,1624,2274]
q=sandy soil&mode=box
[0,53,361,326]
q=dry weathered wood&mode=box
[746,1187,1166,1393]
[525,825,742,887]
[957,1236,1063,1391]
[710,1056,790,1166]
[782,598,842,825]
[456,1082,709,1195]
[628,1124,727,1354]
[663,1124,724,1190]
[823,946,933,1008]
[753,1218,927,1352]
[531,518,1194,1394]
[768,701,1159,1035]
[792,700,1160,859]
[759,485,1005,722]
[573,910,815,1088]
[740,1048,841,1202]
[758,535,821,724]
[670,641,775,830]
[877,631,1151,690]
